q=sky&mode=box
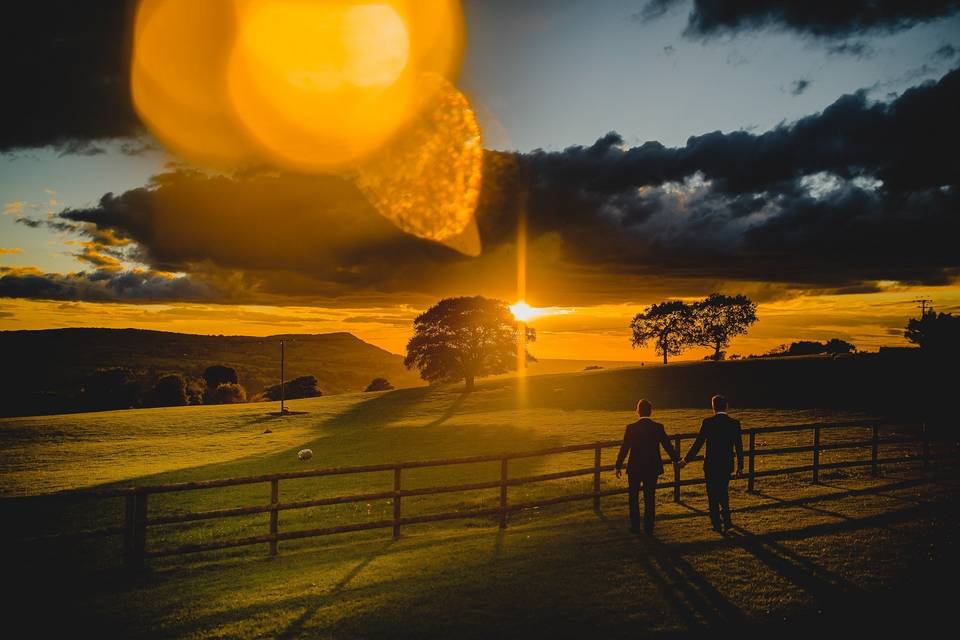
[2,0,959,361]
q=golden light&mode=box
[510,301,543,323]
[130,0,481,253]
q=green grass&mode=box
[3,371,957,638]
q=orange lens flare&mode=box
[130,0,480,254]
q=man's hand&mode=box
[615,468,622,479]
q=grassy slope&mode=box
[4,366,958,638]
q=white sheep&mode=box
[297,448,313,461]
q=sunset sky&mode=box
[2,0,959,361]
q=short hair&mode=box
[712,394,728,411]
[636,399,652,417]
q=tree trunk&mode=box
[662,351,668,365]
[464,373,475,392]
[714,343,722,361]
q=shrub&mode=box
[152,373,189,407]
[364,377,394,392]
[213,382,247,404]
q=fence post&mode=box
[593,446,601,511]
[673,436,682,503]
[812,425,821,484]
[747,431,756,493]
[871,424,880,477]
[269,479,279,556]
[499,458,508,529]
[922,422,930,470]
[393,467,402,539]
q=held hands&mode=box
[676,459,688,469]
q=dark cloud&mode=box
[826,41,878,58]
[1,1,141,154]
[789,78,811,95]
[2,69,958,305]
[640,1,960,38]
[0,267,213,302]
[933,44,958,59]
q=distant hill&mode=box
[0,328,422,417]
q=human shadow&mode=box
[276,539,396,640]
[596,509,745,629]
[726,524,862,605]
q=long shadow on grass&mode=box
[277,540,395,639]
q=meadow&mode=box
[2,365,957,638]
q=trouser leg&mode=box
[705,474,721,528]
[627,474,641,531]
[642,477,657,534]
[718,475,732,526]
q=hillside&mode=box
[0,328,423,417]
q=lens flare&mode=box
[131,0,255,167]
[130,0,480,253]
[354,75,482,254]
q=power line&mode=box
[911,298,933,317]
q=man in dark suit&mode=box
[615,399,680,535]
[681,395,744,533]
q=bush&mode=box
[212,382,247,404]
[203,365,239,402]
[259,375,321,401]
[82,367,141,411]
[152,373,189,407]
[185,377,206,405]
[364,377,394,392]
[583,365,604,371]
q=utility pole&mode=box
[280,340,286,415]
[912,298,933,318]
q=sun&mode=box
[510,301,544,322]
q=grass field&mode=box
[3,368,958,638]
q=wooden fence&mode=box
[9,419,941,568]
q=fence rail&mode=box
[7,419,945,568]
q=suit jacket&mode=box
[615,418,679,477]
[685,413,744,475]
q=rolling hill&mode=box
[0,328,423,417]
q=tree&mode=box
[404,296,535,391]
[905,309,960,355]
[259,375,321,401]
[691,294,758,361]
[824,338,856,355]
[203,365,239,403]
[212,382,247,404]
[365,377,394,392]
[630,301,694,364]
[152,373,189,407]
[185,377,206,405]
[82,367,141,411]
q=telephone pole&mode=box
[280,340,286,415]
[912,298,933,318]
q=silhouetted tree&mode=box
[364,377,394,392]
[212,382,247,404]
[185,377,206,405]
[824,338,856,355]
[691,293,758,360]
[630,301,694,364]
[404,296,535,391]
[203,365,239,403]
[152,373,188,407]
[905,309,960,355]
[81,367,141,411]
[259,375,321,401]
